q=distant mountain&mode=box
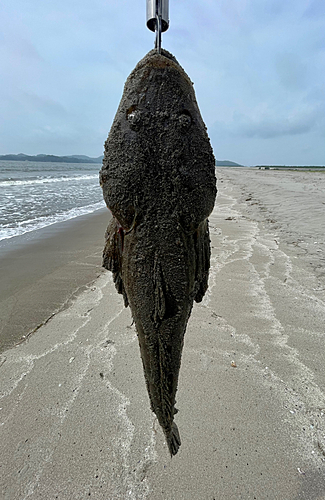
[66,155,92,160]
[0,154,104,163]
[66,155,104,162]
[216,160,244,167]
[0,154,245,167]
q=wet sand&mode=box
[0,209,110,354]
[1,168,325,499]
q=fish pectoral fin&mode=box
[153,252,179,325]
[166,422,181,456]
[194,219,211,303]
[153,253,166,323]
[103,217,129,307]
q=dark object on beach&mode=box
[100,49,216,455]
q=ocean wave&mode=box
[0,201,106,241]
[0,174,99,186]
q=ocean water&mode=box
[0,161,105,241]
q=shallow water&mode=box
[0,161,105,241]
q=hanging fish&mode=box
[100,49,217,455]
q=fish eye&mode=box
[126,106,142,130]
[178,111,192,129]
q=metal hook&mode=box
[146,0,169,53]
[155,0,162,54]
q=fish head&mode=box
[100,49,216,232]
[122,50,206,142]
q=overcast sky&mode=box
[0,0,324,165]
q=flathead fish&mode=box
[100,49,217,455]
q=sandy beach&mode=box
[1,168,325,499]
[0,209,109,354]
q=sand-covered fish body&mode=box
[100,49,217,455]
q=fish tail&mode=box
[165,422,181,456]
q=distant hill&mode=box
[1,154,246,167]
[254,165,325,169]
[66,155,104,162]
[216,160,244,167]
[0,154,104,164]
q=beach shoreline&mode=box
[0,208,111,354]
[1,168,325,499]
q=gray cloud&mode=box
[0,0,324,164]
[232,104,324,139]
[275,53,308,91]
